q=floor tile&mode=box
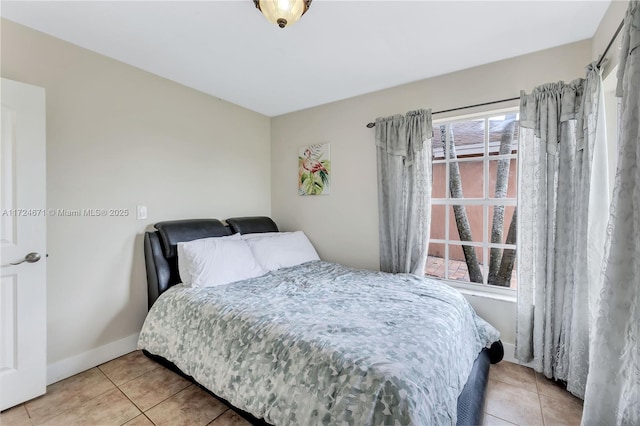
[25,367,115,423]
[485,379,543,426]
[5,348,588,426]
[37,388,140,426]
[146,385,229,426]
[483,413,516,426]
[534,372,583,404]
[123,414,155,425]
[208,409,252,426]
[539,393,584,426]
[0,404,32,426]
[99,350,160,386]
[489,361,537,393]
[119,366,191,411]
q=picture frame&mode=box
[298,143,331,195]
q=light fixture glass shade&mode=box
[254,0,311,28]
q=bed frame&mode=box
[143,216,504,426]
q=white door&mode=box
[0,78,46,410]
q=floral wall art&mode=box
[298,143,331,195]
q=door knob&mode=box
[10,252,41,265]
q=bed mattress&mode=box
[138,260,499,425]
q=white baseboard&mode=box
[47,333,139,385]
[502,342,517,363]
[500,341,535,368]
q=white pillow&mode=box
[177,233,241,285]
[244,231,320,271]
[178,234,265,287]
[177,244,191,284]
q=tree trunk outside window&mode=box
[442,126,483,284]
[488,119,516,284]
[439,119,517,287]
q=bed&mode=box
[139,216,504,425]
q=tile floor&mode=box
[1,351,583,426]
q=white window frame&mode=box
[429,107,519,297]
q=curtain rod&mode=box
[366,18,626,129]
[365,97,519,128]
[596,19,625,69]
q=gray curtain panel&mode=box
[583,2,640,424]
[516,67,609,398]
[375,109,432,275]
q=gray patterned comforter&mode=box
[138,261,499,425]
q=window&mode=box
[426,110,518,290]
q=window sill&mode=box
[440,279,517,303]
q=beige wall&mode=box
[1,6,622,372]
[271,40,594,349]
[1,19,271,372]
[272,39,593,271]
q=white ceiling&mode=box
[2,0,610,117]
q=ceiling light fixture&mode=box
[253,0,312,29]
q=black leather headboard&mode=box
[143,216,279,309]
[226,216,278,235]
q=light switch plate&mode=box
[136,205,147,220]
